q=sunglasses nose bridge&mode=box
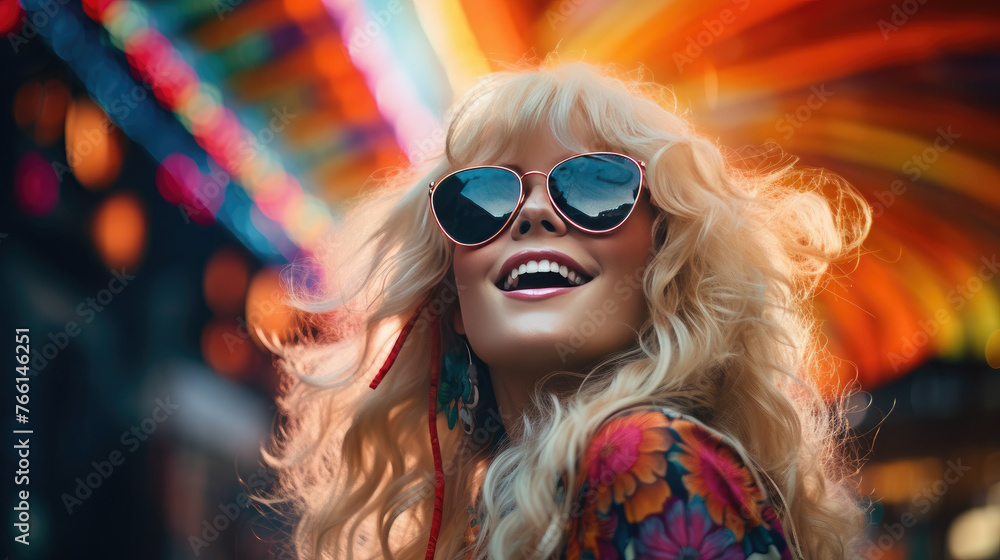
[517,169,549,196]
[509,168,568,237]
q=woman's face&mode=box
[451,129,656,375]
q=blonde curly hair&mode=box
[258,56,874,560]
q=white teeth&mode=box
[502,258,590,290]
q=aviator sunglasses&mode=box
[428,151,646,246]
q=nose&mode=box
[510,171,568,239]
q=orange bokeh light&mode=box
[12,81,41,129]
[65,97,124,190]
[203,248,250,316]
[201,319,253,379]
[245,267,296,349]
[13,80,71,146]
[91,192,147,269]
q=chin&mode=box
[472,326,623,376]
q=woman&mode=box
[261,58,873,559]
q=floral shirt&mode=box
[463,406,793,559]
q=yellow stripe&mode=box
[413,0,491,96]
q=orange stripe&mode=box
[460,0,530,68]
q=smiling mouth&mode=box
[496,259,594,292]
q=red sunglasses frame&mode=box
[428,151,647,247]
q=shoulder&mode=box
[563,405,792,560]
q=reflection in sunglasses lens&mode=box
[549,154,640,231]
[434,167,521,245]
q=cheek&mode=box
[586,212,655,336]
[452,246,489,286]
[450,248,493,332]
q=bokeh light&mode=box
[948,506,1000,560]
[12,81,41,129]
[14,151,59,216]
[39,80,71,146]
[200,318,253,379]
[155,152,197,205]
[245,267,295,349]
[91,192,147,269]
[13,80,71,146]
[65,97,124,190]
[203,248,250,316]
[81,0,117,23]
[154,152,224,225]
[0,0,23,34]
[987,329,1000,369]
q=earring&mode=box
[457,340,479,434]
[438,336,479,434]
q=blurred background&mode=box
[1,0,999,558]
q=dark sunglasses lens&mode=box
[549,153,642,231]
[432,167,521,245]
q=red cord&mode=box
[368,301,427,390]
[426,317,445,559]
[367,299,445,559]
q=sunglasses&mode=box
[428,151,646,247]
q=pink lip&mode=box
[495,249,591,284]
[501,287,579,301]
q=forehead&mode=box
[451,106,615,168]
[489,126,610,169]
[496,132,589,169]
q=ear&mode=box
[451,301,465,335]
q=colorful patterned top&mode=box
[464,406,794,560]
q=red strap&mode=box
[426,317,444,559]
[366,299,445,558]
[368,301,427,390]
